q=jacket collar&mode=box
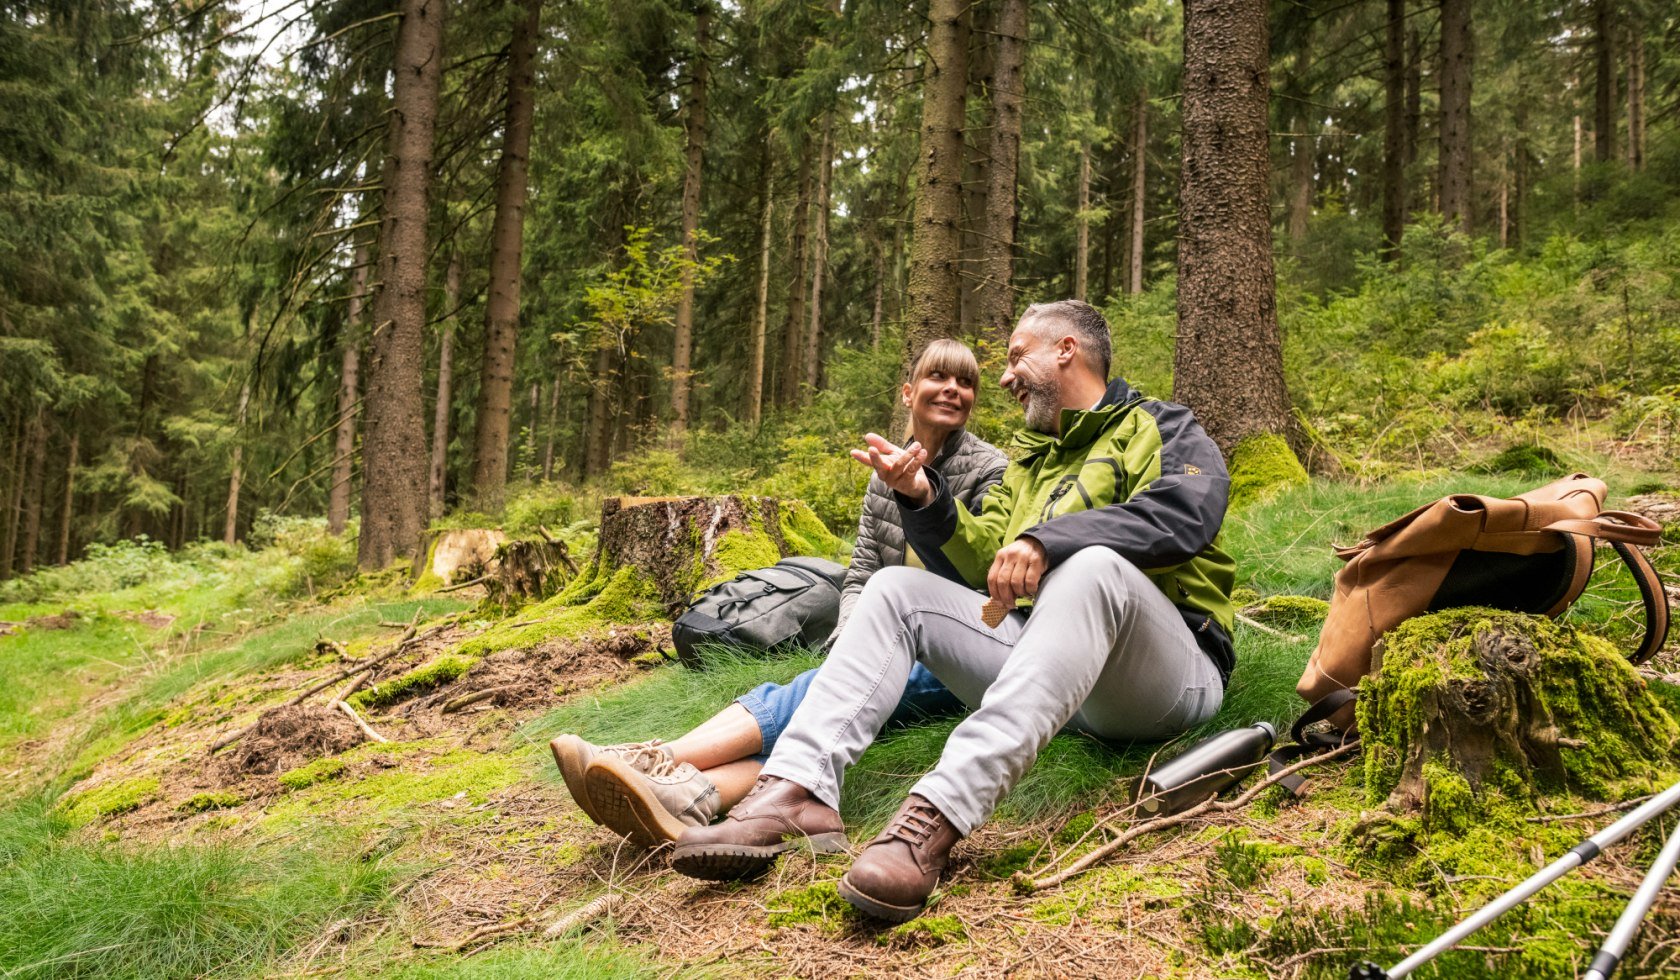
[1011,378,1141,459]
[929,427,967,468]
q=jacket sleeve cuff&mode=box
[1020,521,1075,569]
[896,468,958,560]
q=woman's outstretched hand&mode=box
[850,433,934,505]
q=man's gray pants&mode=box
[760,546,1224,836]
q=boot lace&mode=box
[611,740,675,777]
[885,800,942,847]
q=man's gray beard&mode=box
[1020,377,1061,433]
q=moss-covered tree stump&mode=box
[598,495,842,612]
[1360,608,1680,829]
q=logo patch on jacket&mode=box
[1185,464,1201,475]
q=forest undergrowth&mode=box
[4,433,1680,978]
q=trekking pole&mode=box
[1349,777,1680,980]
[1581,815,1680,980]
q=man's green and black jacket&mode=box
[898,378,1238,683]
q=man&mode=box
[671,300,1237,922]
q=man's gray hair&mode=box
[1020,300,1112,380]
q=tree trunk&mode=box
[1594,0,1615,164]
[1175,0,1294,457]
[1287,109,1314,243]
[1512,104,1528,247]
[1128,91,1148,296]
[541,376,559,481]
[959,0,993,335]
[328,239,368,535]
[430,251,459,518]
[1627,24,1644,170]
[670,3,710,437]
[224,382,249,546]
[470,0,540,509]
[747,140,773,427]
[870,245,885,349]
[57,429,77,565]
[778,140,811,407]
[2,413,23,578]
[1404,27,1420,173]
[1074,141,1091,301]
[1498,145,1509,248]
[1380,0,1406,259]
[903,0,969,367]
[1436,0,1472,234]
[805,107,834,397]
[359,0,444,570]
[583,342,616,479]
[19,411,46,575]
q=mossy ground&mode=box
[1228,432,1310,509]
[6,474,1680,977]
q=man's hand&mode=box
[850,433,934,505]
[986,536,1047,609]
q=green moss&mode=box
[57,776,160,825]
[349,655,472,710]
[702,526,782,590]
[278,756,348,791]
[1230,586,1261,607]
[1031,865,1183,925]
[885,914,967,946]
[764,880,853,930]
[178,790,242,813]
[1419,760,1476,836]
[1479,443,1566,476]
[410,535,445,595]
[1227,433,1309,510]
[1054,810,1098,845]
[1241,594,1329,629]
[454,565,662,659]
[776,498,844,558]
[263,742,521,832]
[977,840,1042,879]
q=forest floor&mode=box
[7,465,1680,978]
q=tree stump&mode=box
[482,527,578,604]
[1360,608,1680,827]
[595,495,839,612]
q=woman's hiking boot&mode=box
[584,755,721,848]
[549,735,672,826]
[837,794,960,923]
[669,775,848,881]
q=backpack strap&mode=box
[1266,689,1361,797]
[1541,511,1662,547]
[1611,538,1670,665]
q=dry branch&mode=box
[1235,612,1307,642]
[437,575,488,594]
[1017,740,1361,892]
[542,892,622,937]
[335,699,387,743]
[440,685,512,714]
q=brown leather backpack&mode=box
[1297,473,1669,730]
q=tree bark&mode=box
[1627,24,1644,170]
[1074,141,1091,301]
[1436,0,1472,234]
[1404,27,1420,173]
[804,107,834,396]
[328,239,368,535]
[778,139,811,406]
[747,140,773,427]
[224,382,248,546]
[470,0,540,509]
[1175,0,1294,457]
[359,0,444,570]
[19,411,46,575]
[583,342,616,479]
[959,0,993,335]
[57,429,77,565]
[2,412,23,578]
[1128,92,1148,295]
[1594,0,1616,163]
[670,2,710,436]
[903,0,969,369]
[541,376,559,481]
[1380,0,1406,259]
[430,250,458,518]
[1287,108,1314,243]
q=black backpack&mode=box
[671,556,847,666]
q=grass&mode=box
[0,796,397,980]
[369,942,704,979]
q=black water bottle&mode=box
[1136,722,1277,816]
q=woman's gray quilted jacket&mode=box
[827,428,1008,643]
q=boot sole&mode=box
[836,875,925,923]
[584,756,687,849]
[549,736,604,826]
[670,832,850,882]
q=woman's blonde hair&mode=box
[902,339,981,441]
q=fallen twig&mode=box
[414,917,532,952]
[335,699,387,743]
[440,685,512,714]
[1526,793,1656,824]
[1017,739,1362,892]
[1235,612,1308,643]
[542,892,622,937]
[438,575,488,593]
[208,609,425,753]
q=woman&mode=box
[551,339,1008,847]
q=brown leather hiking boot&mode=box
[669,775,848,881]
[837,794,961,922]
